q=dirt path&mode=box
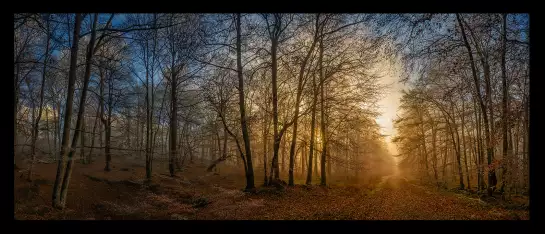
[191,172,528,220]
[14,162,528,220]
[346,173,528,220]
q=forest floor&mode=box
[14,158,529,220]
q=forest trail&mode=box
[15,13,529,221]
[14,161,528,220]
[359,173,528,220]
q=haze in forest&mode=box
[14,13,529,220]
[376,59,404,157]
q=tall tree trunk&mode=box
[263,107,269,186]
[461,98,470,189]
[104,60,115,173]
[57,100,62,159]
[53,104,58,160]
[477,99,486,190]
[523,75,529,194]
[302,141,307,177]
[169,50,178,177]
[473,96,482,190]
[457,14,495,195]
[60,14,99,210]
[441,134,447,183]
[145,64,152,179]
[327,148,331,179]
[80,115,85,164]
[288,15,320,186]
[281,135,286,174]
[500,13,510,195]
[208,122,223,172]
[14,63,19,158]
[126,109,131,149]
[236,13,255,190]
[176,126,183,170]
[136,97,140,160]
[270,33,281,182]
[315,143,319,178]
[319,38,327,186]
[28,16,51,181]
[139,109,144,160]
[52,13,82,209]
[431,116,439,186]
[288,67,304,186]
[29,94,36,179]
[99,67,107,171]
[104,122,111,172]
[306,72,318,185]
[418,108,429,181]
[145,13,158,180]
[88,101,100,163]
[46,105,52,158]
[450,109,464,190]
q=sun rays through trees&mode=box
[14,13,529,220]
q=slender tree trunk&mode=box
[345,132,349,177]
[431,116,439,186]
[52,104,58,160]
[441,134,447,183]
[103,64,114,172]
[418,108,429,181]
[208,122,223,172]
[457,14,495,195]
[104,122,111,171]
[60,14,99,209]
[14,64,19,158]
[470,121,479,188]
[477,99,486,190]
[302,141,307,177]
[88,102,100,163]
[288,81,302,186]
[281,135,286,174]
[46,105,52,158]
[126,109,131,149]
[452,112,464,190]
[263,107,269,186]
[461,98,470,189]
[57,100,62,159]
[176,125,183,170]
[512,125,518,194]
[139,109,144,160]
[270,34,281,182]
[319,38,327,186]
[288,15,320,186]
[500,13,510,196]
[80,115,85,164]
[29,16,51,181]
[169,56,178,177]
[473,96,482,190]
[306,72,318,185]
[145,13,158,180]
[29,95,36,179]
[315,143,319,178]
[215,123,220,169]
[523,80,529,194]
[145,65,152,179]
[221,125,228,170]
[52,14,82,209]
[236,13,255,190]
[136,98,140,159]
[99,67,107,171]
[327,148,331,179]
